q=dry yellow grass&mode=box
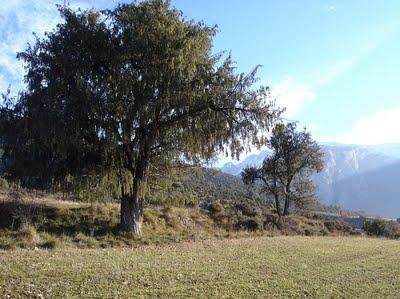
[0,192,90,209]
[1,236,399,298]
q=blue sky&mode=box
[1,1,400,158]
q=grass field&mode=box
[1,236,399,298]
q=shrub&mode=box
[0,234,17,250]
[40,237,59,249]
[73,232,98,248]
[236,216,263,231]
[19,224,39,248]
[163,213,181,229]
[304,229,312,236]
[363,219,387,236]
[0,195,43,229]
[212,211,233,230]
[324,220,352,233]
[235,202,259,217]
[391,224,400,239]
[171,182,183,188]
[0,177,9,191]
[207,202,224,214]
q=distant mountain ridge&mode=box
[220,143,400,218]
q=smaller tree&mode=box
[363,219,388,237]
[242,122,323,217]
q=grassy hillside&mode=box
[55,166,263,208]
[1,236,399,298]
[145,167,263,207]
[0,192,360,250]
[143,167,359,215]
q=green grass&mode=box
[1,236,399,298]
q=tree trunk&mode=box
[283,183,291,216]
[120,158,149,235]
[283,197,290,216]
[274,194,282,217]
[274,194,283,229]
[120,191,143,235]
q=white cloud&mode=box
[0,0,108,95]
[270,19,400,120]
[271,77,316,117]
[0,1,63,94]
[270,57,355,118]
[324,4,336,12]
[332,108,400,145]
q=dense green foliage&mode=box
[0,177,9,191]
[56,167,261,207]
[242,122,323,216]
[363,219,388,236]
[145,168,260,207]
[0,0,279,233]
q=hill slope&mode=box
[145,167,262,207]
[220,143,400,217]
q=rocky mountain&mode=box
[220,150,271,176]
[220,143,400,218]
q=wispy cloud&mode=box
[323,4,336,12]
[270,77,316,118]
[0,1,63,93]
[0,0,112,94]
[328,108,400,145]
[270,19,400,119]
[270,58,354,119]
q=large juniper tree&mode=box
[242,122,323,217]
[1,1,279,234]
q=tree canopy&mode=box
[242,122,323,217]
[0,0,280,234]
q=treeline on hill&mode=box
[0,160,262,207]
[54,166,264,208]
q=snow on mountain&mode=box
[220,150,270,176]
[220,143,400,217]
